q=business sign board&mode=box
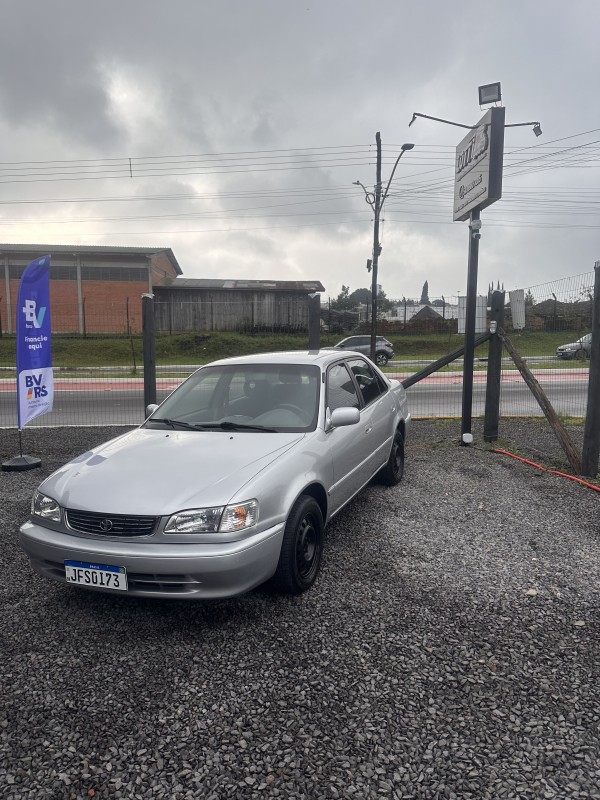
[16,256,54,429]
[453,106,505,222]
[509,289,526,330]
[457,295,487,334]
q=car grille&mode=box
[66,509,158,537]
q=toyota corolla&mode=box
[20,350,410,599]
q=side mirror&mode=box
[329,407,360,428]
[145,403,159,418]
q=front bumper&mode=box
[19,521,285,599]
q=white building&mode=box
[384,303,459,323]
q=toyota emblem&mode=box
[99,518,114,532]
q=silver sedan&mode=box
[20,350,410,599]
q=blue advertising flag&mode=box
[16,256,54,429]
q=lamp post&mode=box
[355,137,414,362]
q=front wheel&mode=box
[576,348,587,361]
[271,496,324,594]
[377,430,405,486]
[375,351,389,366]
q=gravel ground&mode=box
[0,420,599,800]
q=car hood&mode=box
[557,342,579,350]
[40,428,305,515]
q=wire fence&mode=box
[498,271,593,422]
[0,274,596,473]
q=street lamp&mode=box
[354,136,414,362]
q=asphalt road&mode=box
[0,369,589,426]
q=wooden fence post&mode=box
[308,293,321,350]
[582,261,600,476]
[500,331,582,473]
[484,291,505,442]
[142,293,157,414]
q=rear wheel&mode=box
[375,351,389,366]
[378,430,405,486]
[271,496,323,594]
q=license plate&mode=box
[64,560,128,591]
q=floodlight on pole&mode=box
[504,120,543,137]
[478,82,502,105]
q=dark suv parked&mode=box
[333,335,395,366]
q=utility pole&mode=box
[354,135,414,363]
[370,132,383,362]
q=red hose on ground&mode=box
[492,448,600,493]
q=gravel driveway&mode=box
[1,421,599,800]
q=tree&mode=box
[348,287,393,315]
[330,285,352,310]
[376,289,393,314]
[330,285,392,314]
[420,281,430,305]
[347,288,372,306]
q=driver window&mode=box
[327,363,360,412]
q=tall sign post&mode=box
[453,107,505,443]
[3,255,54,471]
[409,85,541,445]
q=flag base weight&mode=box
[2,454,41,472]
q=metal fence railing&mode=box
[498,272,594,422]
[0,275,597,475]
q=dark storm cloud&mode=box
[0,0,598,298]
[0,2,123,148]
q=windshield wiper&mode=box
[150,418,208,431]
[202,421,277,432]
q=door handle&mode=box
[365,426,372,434]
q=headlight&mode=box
[164,499,258,534]
[220,500,259,532]
[31,491,61,522]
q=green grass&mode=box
[0,329,587,370]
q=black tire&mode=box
[576,348,587,361]
[271,495,323,594]
[378,430,405,486]
[375,351,389,366]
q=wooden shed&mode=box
[153,278,325,333]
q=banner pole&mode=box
[2,255,53,471]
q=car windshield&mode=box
[145,364,321,433]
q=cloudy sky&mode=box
[0,0,598,303]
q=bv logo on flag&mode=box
[22,298,47,329]
[16,256,54,429]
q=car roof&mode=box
[207,350,366,368]
[340,335,387,340]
